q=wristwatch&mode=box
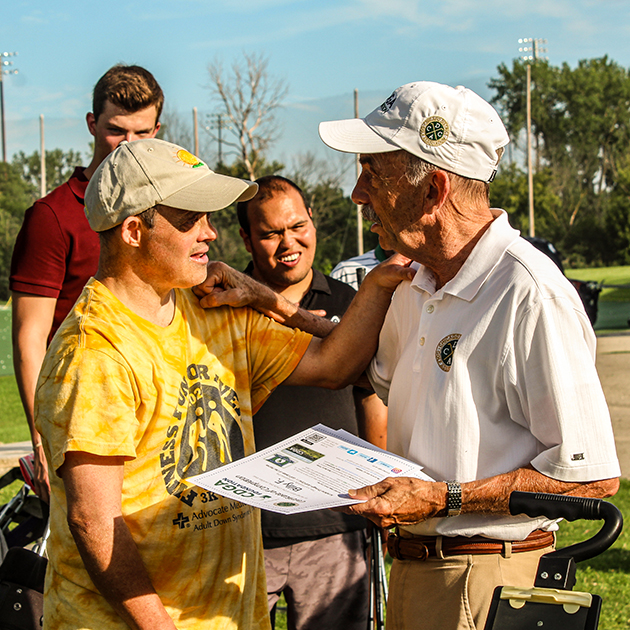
[445,481,462,517]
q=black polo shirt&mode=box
[245,264,367,545]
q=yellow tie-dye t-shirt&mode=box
[35,279,312,630]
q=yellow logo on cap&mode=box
[176,149,205,168]
[420,116,450,147]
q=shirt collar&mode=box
[309,268,331,295]
[67,166,89,201]
[411,209,520,302]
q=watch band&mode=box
[445,481,462,517]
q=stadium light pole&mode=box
[0,51,19,163]
[517,38,547,237]
[354,88,364,256]
[40,114,46,198]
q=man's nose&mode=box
[279,230,296,248]
[351,181,370,205]
[201,216,218,241]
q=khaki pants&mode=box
[386,543,554,630]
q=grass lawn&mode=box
[1,269,629,628]
[564,266,630,333]
[0,306,14,377]
[567,265,630,302]
[0,375,28,443]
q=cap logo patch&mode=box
[420,116,450,147]
[380,92,397,113]
[435,333,461,372]
[176,149,205,168]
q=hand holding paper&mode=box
[337,477,448,528]
[189,424,432,515]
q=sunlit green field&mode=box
[1,275,629,630]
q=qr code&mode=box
[302,433,325,445]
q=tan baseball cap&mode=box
[318,81,509,183]
[85,138,258,232]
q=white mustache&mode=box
[361,204,381,224]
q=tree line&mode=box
[0,150,83,299]
[488,55,630,267]
[2,54,630,301]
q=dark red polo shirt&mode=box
[10,167,100,343]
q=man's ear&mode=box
[239,227,253,254]
[120,216,144,248]
[424,170,451,214]
[150,121,161,138]
[86,112,97,138]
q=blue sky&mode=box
[3,0,630,178]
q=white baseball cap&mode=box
[318,81,509,183]
[85,138,258,232]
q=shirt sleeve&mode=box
[35,346,140,474]
[368,289,402,405]
[505,294,620,482]
[10,200,67,297]
[330,262,361,290]
[245,310,312,414]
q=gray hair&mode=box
[403,153,439,186]
[402,152,490,204]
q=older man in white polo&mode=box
[317,82,620,630]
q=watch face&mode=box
[447,481,462,516]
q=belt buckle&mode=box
[415,541,430,561]
[388,532,431,561]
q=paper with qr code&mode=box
[189,424,433,514]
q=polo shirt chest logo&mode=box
[435,333,462,372]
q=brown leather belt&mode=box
[387,529,554,561]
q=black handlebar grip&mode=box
[510,491,603,521]
[509,491,623,562]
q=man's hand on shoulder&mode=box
[194,261,304,327]
[359,253,415,294]
[194,262,268,309]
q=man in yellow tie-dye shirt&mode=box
[35,139,413,630]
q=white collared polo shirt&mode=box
[369,210,620,539]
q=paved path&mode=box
[596,333,630,479]
[0,441,31,478]
[1,335,629,478]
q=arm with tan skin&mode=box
[60,452,176,630]
[353,388,387,449]
[195,262,338,338]
[11,293,55,502]
[195,255,415,388]
[341,468,620,529]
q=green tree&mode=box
[0,162,38,299]
[489,56,630,265]
[604,156,630,265]
[13,148,84,195]
[490,163,562,243]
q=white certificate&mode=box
[189,424,433,514]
